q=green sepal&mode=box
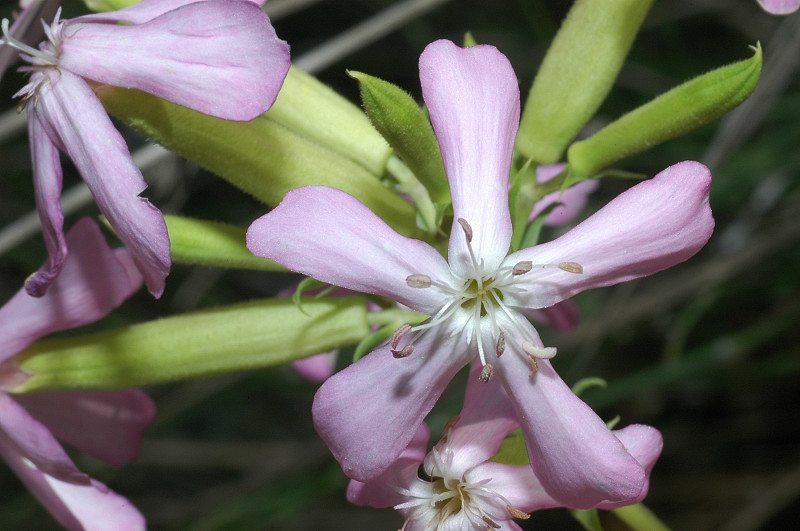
[517,0,654,163]
[569,509,605,531]
[270,66,393,177]
[164,215,285,271]
[489,428,529,466]
[352,325,394,363]
[349,71,450,205]
[96,86,419,237]
[10,296,371,393]
[568,44,763,177]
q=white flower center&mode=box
[398,218,580,381]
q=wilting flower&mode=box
[348,366,663,529]
[0,218,154,530]
[247,39,713,507]
[757,0,799,14]
[0,0,290,297]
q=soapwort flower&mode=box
[0,218,154,530]
[0,0,290,297]
[247,39,713,507]
[348,366,663,530]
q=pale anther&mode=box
[522,341,557,359]
[390,324,412,348]
[482,515,501,529]
[392,345,414,358]
[507,505,531,520]
[406,274,432,288]
[558,261,583,274]
[479,363,494,383]
[512,261,533,275]
[457,217,473,243]
[496,332,505,357]
[526,354,539,377]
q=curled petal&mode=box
[346,423,430,508]
[247,186,452,315]
[61,0,290,121]
[0,218,143,364]
[15,390,155,467]
[757,0,800,14]
[491,342,646,509]
[507,161,713,309]
[313,328,471,482]
[34,69,170,297]
[419,40,518,275]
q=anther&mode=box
[558,261,583,274]
[512,261,533,275]
[392,345,414,358]
[507,505,531,520]
[481,515,501,529]
[479,363,494,383]
[457,218,473,243]
[390,324,412,349]
[522,341,557,359]
[526,354,538,376]
[496,332,505,357]
[406,274,432,288]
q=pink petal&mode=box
[529,163,599,226]
[15,390,155,467]
[522,300,579,333]
[291,352,337,383]
[0,218,142,364]
[61,0,290,121]
[506,161,714,309]
[437,362,518,477]
[346,423,430,508]
[77,0,266,24]
[312,328,472,482]
[758,0,800,14]
[0,425,144,530]
[419,40,519,276]
[595,424,663,510]
[247,186,452,315]
[491,340,647,509]
[24,107,66,297]
[34,69,170,297]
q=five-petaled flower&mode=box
[0,218,154,530]
[0,0,290,297]
[247,39,714,508]
[348,365,663,530]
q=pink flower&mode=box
[757,0,799,14]
[1,0,290,297]
[246,39,713,507]
[529,163,598,227]
[348,365,663,529]
[0,218,154,530]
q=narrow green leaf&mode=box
[568,44,763,177]
[165,215,285,271]
[11,296,370,392]
[517,0,654,163]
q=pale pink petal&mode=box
[437,362,518,477]
[247,186,453,315]
[491,338,647,509]
[0,218,143,364]
[61,0,290,121]
[595,424,663,510]
[0,431,144,531]
[469,462,555,511]
[506,161,713,309]
[346,423,430,508]
[522,300,579,332]
[0,393,86,484]
[419,39,519,276]
[34,69,170,297]
[291,352,337,383]
[312,328,472,482]
[77,0,266,24]
[15,390,155,467]
[529,163,599,226]
[24,106,66,297]
[758,0,800,14]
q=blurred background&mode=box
[1,0,799,529]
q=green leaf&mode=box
[96,85,419,238]
[568,44,763,177]
[517,0,654,163]
[349,70,450,205]
[165,215,285,271]
[11,296,371,392]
